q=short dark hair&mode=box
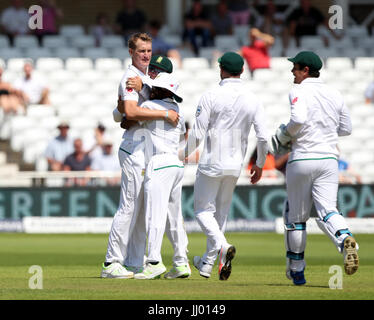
[298,63,320,78]
[150,87,173,100]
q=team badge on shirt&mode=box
[291,97,298,105]
[196,106,202,117]
[126,88,133,93]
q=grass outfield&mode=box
[0,232,373,300]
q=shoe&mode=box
[218,244,236,281]
[289,269,306,285]
[343,236,359,275]
[193,256,212,278]
[101,262,134,279]
[125,265,144,274]
[164,264,191,279]
[134,262,166,280]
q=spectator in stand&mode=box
[239,27,274,75]
[91,139,121,185]
[364,81,374,104]
[45,121,74,171]
[261,0,286,37]
[227,0,250,26]
[211,1,233,37]
[148,20,182,68]
[182,0,212,56]
[0,0,30,46]
[84,123,110,159]
[0,63,24,114]
[115,0,147,42]
[90,12,113,47]
[34,0,64,45]
[13,60,51,107]
[63,138,92,186]
[285,0,341,49]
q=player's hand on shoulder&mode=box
[126,76,143,92]
[165,110,180,127]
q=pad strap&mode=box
[323,211,342,223]
[287,251,304,260]
[284,223,306,231]
[335,229,352,238]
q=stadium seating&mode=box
[6,58,30,71]
[65,57,94,72]
[24,48,53,60]
[60,25,85,38]
[0,35,10,48]
[14,35,39,49]
[1,31,373,183]
[0,48,23,60]
[71,35,96,49]
[54,47,81,60]
[42,35,68,49]
[100,35,126,49]
[36,58,64,71]
[214,35,240,52]
[95,58,123,72]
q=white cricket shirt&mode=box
[140,98,185,164]
[286,77,352,162]
[113,64,151,154]
[187,78,268,177]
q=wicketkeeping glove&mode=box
[271,124,292,155]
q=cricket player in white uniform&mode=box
[272,51,359,285]
[182,52,269,280]
[101,33,179,279]
[132,72,190,280]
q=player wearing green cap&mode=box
[102,33,183,279]
[271,51,359,285]
[181,52,269,280]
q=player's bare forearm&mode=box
[250,165,263,184]
[125,101,179,126]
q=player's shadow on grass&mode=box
[266,283,330,289]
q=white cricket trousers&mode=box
[105,147,146,267]
[286,158,346,224]
[145,154,188,266]
[285,158,351,271]
[194,171,238,266]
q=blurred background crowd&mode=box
[0,0,373,186]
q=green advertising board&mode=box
[1,185,373,220]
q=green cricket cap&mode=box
[288,51,323,71]
[150,55,173,73]
[218,52,244,74]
